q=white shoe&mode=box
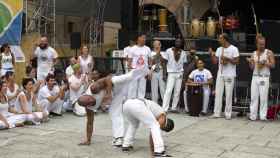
[112,138,123,147]
[209,114,221,119]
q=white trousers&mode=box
[184,87,210,113]
[213,75,235,118]
[162,72,183,111]
[0,113,26,129]
[122,99,164,153]
[39,99,63,115]
[25,112,44,122]
[151,71,166,103]
[127,77,146,99]
[250,76,270,120]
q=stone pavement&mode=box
[1,113,280,158]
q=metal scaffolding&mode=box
[24,0,56,47]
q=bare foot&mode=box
[78,141,91,146]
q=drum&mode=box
[159,9,168,32]
[187,84,203,116]
[199,21,205,37]
[206,17,216,38]
[191,18,200,38]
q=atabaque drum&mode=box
[187,84,203,116]
[206,17,216,38]
[191,18,200,38]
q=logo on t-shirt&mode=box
[194,74,205,83]
[136,55,145,68]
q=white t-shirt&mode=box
[7,84,19,106]
[252,49,270,76]
[189,69,213,88]
[124,46,132,57]
[128,45,151,69]
[14,91,34,113]
[65,65,74,78]
[1,53,13,70]
[68,74,87,103]
[163,48,187,73]
[79,55,93,74]
[38,85,60,101]
[34,46,58,75]
[215,45,239,77]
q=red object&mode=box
[223,16,240,30]
[267,104,280,120]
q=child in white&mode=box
[209,34,239,119]
[187,60,213,114]
[247,36,275,121]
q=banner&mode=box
[0,0,25,62]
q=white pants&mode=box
[162,72,183,111]
[184,87,210,113]
[39,99,63,115]
[151,71,166,103]
[122,99,165,153]
[213,75,235,118]
[0,113,26,129]
[25,112,44,122]
[127,77,146,99]
[250,76,270,120]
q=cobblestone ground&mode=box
[1,113,280,158]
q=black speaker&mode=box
[260,20,280,54]
[70,32,81,49]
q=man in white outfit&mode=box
[162,38,188,112]
[122,99,174,157]
[127,33,151,99]
[186,60,213,115]
[247,36,275,121]
[38,74,66,116]
[151,40,166,103]
[33,36,58,81]
[209,33,240,119]
[78,68,150,146]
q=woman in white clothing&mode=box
[0,43,15,76]
[14,78,48,123]
[0,81,26,129]
[5,71,20,109]
[78,45,94,75]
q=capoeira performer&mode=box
[247,36,275,121]
[209,33,239,119]
[13,78,48,124]
[0,81,26,129]
[78,67,150,146]
[127,33,152,99]
[162,38,188,112]
[122,99,174,157]
[151,40,166,103]
[186,60,213,115]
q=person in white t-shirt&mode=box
[247,36,275,121]
[68,64,88,116]
[123,40,135,73]
[209,33,240,119]
[78,45,94,75]
[66,57,77,79]
[151,40,166,103]
[38,74,66,116]
[0,43,15,76]
[127,33,152,99]
[33,36,58,81]
[5,71,20,109]
[162,38,188,112]
[122,99,174,157]
[186,60,213,115]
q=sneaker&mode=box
[122,146,133,152]
[112,138,123,147]
[154,151,172,157]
